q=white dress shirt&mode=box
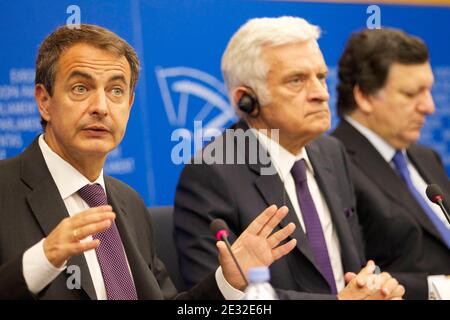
[23,134,243,300]
[252,128,346,292]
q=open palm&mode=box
[218,205,296,290]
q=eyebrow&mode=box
[67,70,94,82]
[283,69,328,80]
[67,71,128,86]
[108,74,128,86]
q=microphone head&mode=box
[210,219,229,241]
[426,184,444,203]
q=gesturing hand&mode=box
[43,205,116,267]
[218,205,296,290]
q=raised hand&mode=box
[217,205,296,290]
[43,205,116,267]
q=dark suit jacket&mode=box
[332,120,450,299]
[174,121,366,300]
[0,138,222,300]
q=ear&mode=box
[353,85,375,114]
[129,92,135,110]
[232,86,250,107]
[35,84,51,123]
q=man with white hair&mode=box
[174,16,405,299]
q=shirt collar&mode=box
[250,126,315,181]
[38,134,106,200]
[344,115,400,163]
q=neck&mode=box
[347,111,369,128]
[43,133,105,182]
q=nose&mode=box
[417,90,435,115]
[89,89,109,117]
[307,77,330,103]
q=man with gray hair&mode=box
[174,16,405,299]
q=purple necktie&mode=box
[291,159,338,294]
[78,183,138,300]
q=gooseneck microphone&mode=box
[426,184,450,224]
[210,219,248,286]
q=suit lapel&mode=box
[240,119,325,277]
[334,121,442,241]
[252,167,318,270]
[21,139,97,299]
[306,141,362,272]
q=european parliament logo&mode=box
[155,66,237,155]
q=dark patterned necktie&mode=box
[392,151,450,248]
[291,159,338,294]
[78,183,138,300]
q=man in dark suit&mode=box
[0,24,297,300]
[174,16,405,300]
[331,28,450,299]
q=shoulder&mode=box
[408,143,445,165]
[105,175,142,200]
[309,134,346,155]
[0,153,23,183]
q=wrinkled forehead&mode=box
[262,40,326,72]
[55,43,131,82]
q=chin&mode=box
[77,142,116,156]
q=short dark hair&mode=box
[35,24,140,129]
[336,28,429,117]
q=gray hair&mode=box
[221,16,321,113]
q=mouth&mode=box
[82,125,111,136]
[307,109,329,116]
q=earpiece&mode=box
[237,92,259,116]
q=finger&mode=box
[71,209,116,229]
[355,261,376,287]
[272,239,297,260]
[67,239,101,256]
[267,222,295,248]
[386,284,405,300]
[377,272,393,288]
[73,219,113,241]
[245,205,278,235]
[216,241,230,263]
[344,272,357,284]
[259,206,289,238]
[380,277,398,297]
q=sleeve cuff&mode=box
[22,238,66,295]
[215,267,245,300]
[427,274,446,300]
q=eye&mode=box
[288,76,305,86]
[111,87,124,96]
[72,85,87,94]
[317,74,327,83]
[401,89,420,98]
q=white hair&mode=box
[221,16,321,113]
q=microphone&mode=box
[426,184,450,224]
[210,219,248,286]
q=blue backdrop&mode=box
[1,0,449,206]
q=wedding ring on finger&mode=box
[73,229,79,241]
